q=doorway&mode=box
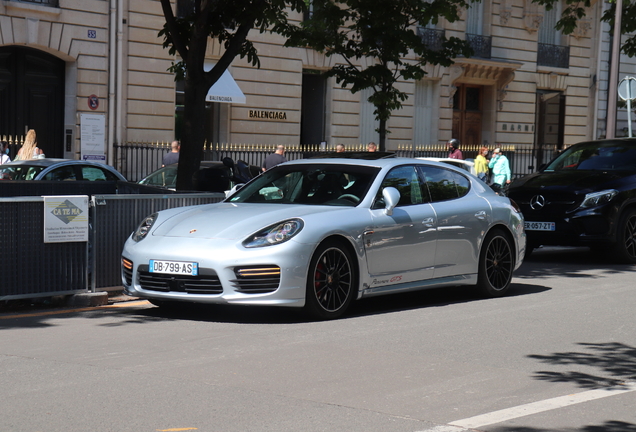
[535,90,565,168]
[301,71,326,146]
[452,84,483,146]
[0,46,65,158]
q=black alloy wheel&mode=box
[614,209,636,264]
[305,240,356,320]
[477,229,514,297]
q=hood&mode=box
[152,202,342,239]
[510,170,629,192]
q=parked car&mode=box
[0,159,127,181]
[418,157,477,176]
[507,138,636,262]
[122,157,526,319]
[138,158,260,193]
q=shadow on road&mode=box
[486,341,636,432]
[489,420,636,432]
[516,246,635,280]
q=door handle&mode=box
[422,217,434,227]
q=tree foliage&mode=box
[283,0,474,150]
[158,0,303,190]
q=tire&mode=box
[304,240,357,320]
[613,209,636,264]
[477,229,514,297]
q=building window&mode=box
[12,0,58,6]
[537,2,569,68]
[414,80,439,145]
[465,1,491,58]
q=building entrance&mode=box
[0,46,65,158]
[452,84,482,146]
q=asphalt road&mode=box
[1,247,635,432]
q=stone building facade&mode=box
[1,0,635,171]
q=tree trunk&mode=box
[378,118,387,152]
[176,76,208,191]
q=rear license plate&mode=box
[524,221,556,231]
[149,260,198,276]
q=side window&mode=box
[419,166,470,202]
[375,165,429,207]
[44,166,76,181]
[81,166,117,181]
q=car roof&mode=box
[282,156,468,171]
[2,158,70,167]
[306,151,396,160]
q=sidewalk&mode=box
[0,289,139,314]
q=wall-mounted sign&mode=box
[249,110,288,120]
[80,113,106,162]
[88,94,99,110]
[43,196,89,243]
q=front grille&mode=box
[122,257,133,286]
[230,266,281,294]
[509,190,580,216]
[137,265,223,295]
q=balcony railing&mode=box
[537,43,570,69]
[466,34,491,59]
[417,27,445,52]
[12,0,58,6]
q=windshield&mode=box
[139,166,177,188]
[0,165,45,180]
[228,164,380,206]
[545,142,636,172]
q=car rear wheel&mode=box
[477,229,514,297]
[304,240,356,320]
[613,209,636,264]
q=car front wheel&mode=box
[613,209,636,264]
[477,229,514,297]
[304,240,356,320]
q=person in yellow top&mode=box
[474,146,490,182]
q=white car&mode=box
[417,157,476,176]
[122,157,526,320]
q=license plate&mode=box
[149,259,198,276]
[524,221,556,231]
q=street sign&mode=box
[618,77,636,101]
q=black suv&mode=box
[507,138,636,263]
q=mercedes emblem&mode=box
[530,195,546,210]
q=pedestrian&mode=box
[367,142,377,152]
[488,147,512,194]
[262,145,287,172]
[16,129,44,160]
[0,141,11,165]
[162,140,180,167]
[336,143,345,153]
[447,138,463,159]
[474,146,490,182]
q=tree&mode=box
[283,0,474,151]
[159,0,303,190]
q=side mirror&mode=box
[225,183,244,198]
[382,187,400,216]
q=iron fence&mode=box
[114,142,557,182]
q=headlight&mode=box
[579,189,618,209]
[132,213,158,242]
[243,219,304,248]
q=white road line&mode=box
[447,382,636,430]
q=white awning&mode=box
[205,68,246,105]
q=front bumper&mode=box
[121,235,316,307]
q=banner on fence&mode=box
[43,196,89,243]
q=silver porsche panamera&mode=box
[121,158,526,319]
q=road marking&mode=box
[0,300,149,320]
[447,382,636,429]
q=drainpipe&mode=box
[606,0,623,139]
[108,0,116,166]
[116,0,124,149]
